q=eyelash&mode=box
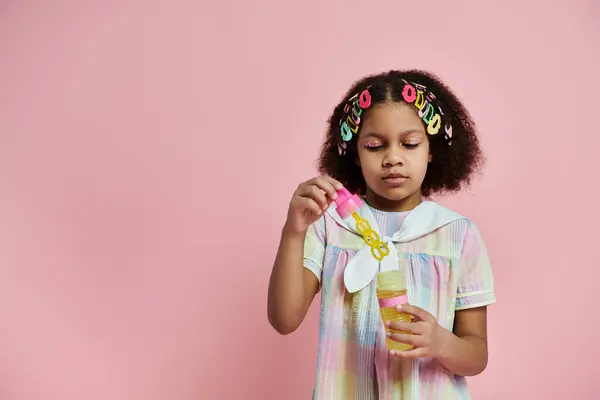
[365,142,421,151]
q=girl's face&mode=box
[357,102,431,211]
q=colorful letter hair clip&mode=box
[336,81,454,157]
[337,87,372,156]
[401,80,453,145]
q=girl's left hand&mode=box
[386,304,454,360]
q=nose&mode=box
[382,144,405,167]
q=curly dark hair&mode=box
[318,69,484,198]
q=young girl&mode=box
[267,70,495,399]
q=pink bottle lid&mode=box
[334,187,364,219]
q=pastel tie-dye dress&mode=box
[303,201,496,399]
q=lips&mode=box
[382,173,407,180]
[381,173,408,186]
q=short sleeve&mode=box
[303,216,326,284]
[455,222,496,310]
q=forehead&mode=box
[360,102,425,135]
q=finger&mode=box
[389,347,428,359]
[386,321,425,335]
[386,332,424,347]
[309,177,340,200]
[295,197,322,216]
[297,185,329,209]
[397,304,433,322]
[322,176,343,191]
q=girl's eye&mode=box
[404,142,421,149]
[365,142,383,150]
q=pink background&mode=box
[1,1,598,399]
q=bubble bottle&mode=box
[334,186,413,351]
[376,270,414,351]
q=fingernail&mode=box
[396,305,403,311]
[385,321,391,327]
[332,192,338,199]
[386,331,391,337]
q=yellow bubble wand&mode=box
[334,187,389,261]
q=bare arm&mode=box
[389,222,494,376]
[437,306,489,376]
[267,227,320,335]
[438,222,493,376]
[267,176,341,335]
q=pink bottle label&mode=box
[378,294,408,308]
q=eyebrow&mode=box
[361,128,424,139]
[361,132,385,140]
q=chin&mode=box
[371,185,417,202]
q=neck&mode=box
[365,188,423,212]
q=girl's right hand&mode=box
[284,176,343,235]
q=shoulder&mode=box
[421,201,474,234]
[307,210,345,239]
[421,202,483,251]
[310,207,366,250]
[319,208,350,233]
[433,205,489,256]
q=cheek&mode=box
[410,148,431,174]
[357,151,380,175]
